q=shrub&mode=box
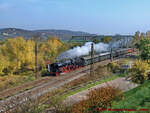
[45,96,72,113]
[128,59,150,84]
[72,99,90,113]
[72,85,122,113]
[95,65,112,78]
[41,68,49,76]
[11,98,42,113]
[107,62,120,73]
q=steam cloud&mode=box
[57,37,133,60]
[57,42,109,60]
[109,37,133,49]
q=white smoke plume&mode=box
[109,37,133,49]
[57,42,109,60]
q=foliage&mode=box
[92,38,100,44]
[47,96,71,113]
[39,37,69,62]
[107,62,120,73]
[103,80,150,113]
[128,59,150,84]
[136,38,150,60]
[11,98,43,113]
[0,54,9,75]
[69,42,84,48]
[94,65,112,78]
[0,37,35,74]
[140,32,145,39]
[72,85,122,113]
[0,36,69,90]
[132,31,140,46]
[0,37,68,76]
[101,36,112,43]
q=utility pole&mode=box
[35,40,38,78]
[90,43,94,77]
[33,35,40,78]
[110,48,113,62]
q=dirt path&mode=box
[65,77,138,105]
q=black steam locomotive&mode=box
[47,48,134,76]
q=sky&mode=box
[0,0,150,35]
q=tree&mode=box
[128,60,150,84]
[92,38,100,44]
[0,37,35,74]
[140,32,145,39]
[0,54,9,75]
[146,31,150,38]
[136,38,150,60]
[101,36,112,43]
[39,37,68,62]
[132,31,140,46]
[0,36,69,76]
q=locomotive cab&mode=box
[48,63,60,76]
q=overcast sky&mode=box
[0,0,150,35]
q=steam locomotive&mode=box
[47,48,134,76]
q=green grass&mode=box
[62,74,125,99]
[103,80,150,113]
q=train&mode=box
[46,48,135,76]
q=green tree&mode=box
[101,36,112,43]
[92,38,100,44]
[132,31,140,46]
[136,38,150,60]
[140,32,145,39]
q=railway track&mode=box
[0,66,91,100]
[0,77,52,99]
[0,53,136,113]
[0,67,90,113]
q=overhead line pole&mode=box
[35,40,38,78]
[90,43,94,77]
[33,35,40,78]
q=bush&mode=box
[95,65,112,78]
[41,68,49,76]
[128,59,150,84]
[72,85,122,113]
[107,62,120,73]
[11,98,42,113]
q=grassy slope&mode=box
[104,80,150,113]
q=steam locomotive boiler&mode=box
[47,48,134,76]
[47,57,85,76]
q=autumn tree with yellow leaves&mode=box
[128,60,150,84]
[0,36,68,76]
[40,37,68,62]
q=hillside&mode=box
[0,28,93,40]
